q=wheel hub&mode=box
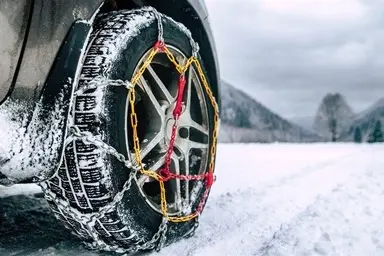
[164,103,187,147]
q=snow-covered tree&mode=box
[354,126,362,143]
[368,120,384,143]
[313,93,354,142]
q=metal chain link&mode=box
[41,117,169,254]
[184,218,200,239]
[74,77,133,96]
[68,126,135,169]
[154,9,164,43]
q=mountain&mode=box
[219,81,321,143]
[341,98,384,141]
[313,93,354,141]
[355,98,384,121]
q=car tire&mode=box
[43,8,216,252]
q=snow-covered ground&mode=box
[1,143,384,256]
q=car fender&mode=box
[0,20,94,184]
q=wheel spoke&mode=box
[187,139,209,150]
[182,150,190,205]
[137,174,149,187]
[185,67,193,113]
[185,120,209,136]
[179,67,208,137]
[139,76,164,118]
[171,153,182,212]
[148,153,166,172]
[175,137,209,155]
[147,64,174,104]
[140,131,164,160]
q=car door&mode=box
[0,0,32,103]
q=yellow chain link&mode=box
[129,47,159,168]
[192,57,220,173]
[128,44,219,223]
[159,180,168,215]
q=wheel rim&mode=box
[125,45,210,216]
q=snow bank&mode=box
[0,94,66,183]
[0,184,41,198]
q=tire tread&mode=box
[44,10,154,247]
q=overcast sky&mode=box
[205,0,384,119]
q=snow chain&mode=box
[40,8,219,253]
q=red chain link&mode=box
[157,51,215,216]
[154,40,166,52]
[159,74,186,182]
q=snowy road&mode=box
[1,144,384,255]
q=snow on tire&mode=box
[43,8,215,252]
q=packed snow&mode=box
[1,143,384,255]
[0,95,66,183]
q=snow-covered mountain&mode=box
[356,98,384,120]
[313,93,354,141]
[341,98,384,141]
[219,81,321,143]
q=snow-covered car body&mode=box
[0,0,219,184]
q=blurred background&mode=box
[206,0,384,144]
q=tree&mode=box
[313,93,354,142]
[329,119,337,142]
[368,120,384,143]
[354,126,362,143]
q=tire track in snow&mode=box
[158,147,373,256]
[257,154,384,256]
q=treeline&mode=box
[354,120,383,143]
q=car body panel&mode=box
[0,0,31,103]
[0,21,92,184]
[9,0,103,101]
[190,0,209,19]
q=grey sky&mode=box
[205,0,384,119]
